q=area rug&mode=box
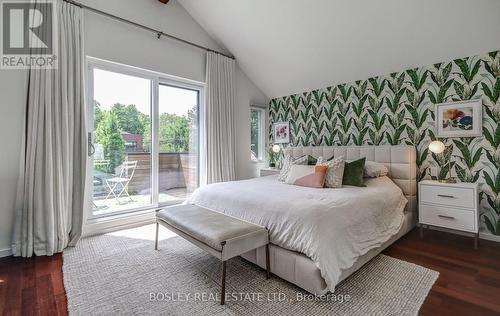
[63,232,438,315]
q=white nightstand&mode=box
[419,180,480,249]
[260,168,280,177]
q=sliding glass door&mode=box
[87,58,202,218]
[158,84,199,204]
[90,67,153,216]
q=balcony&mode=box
[92,152,197,216]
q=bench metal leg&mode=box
[221,261,226,305]
[154,222,159,250]
[266,244,270,279]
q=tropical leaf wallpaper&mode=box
[269,50,500,236]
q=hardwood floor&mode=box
[384,229,500,316]
[0,228,499,315]
[0,253,67,316]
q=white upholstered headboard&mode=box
[283,145,417,213]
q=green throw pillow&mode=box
[306,155,318,165]
[342,157,366,187]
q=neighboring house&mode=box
[121,132,144,152]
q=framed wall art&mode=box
[273,122,290,143]
[435,99,482,137]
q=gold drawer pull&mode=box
[438,214,455,220]
[437,194,455,198]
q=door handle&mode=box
[438,214,455,220]
[88,132,95,157]
[437,194,455,198]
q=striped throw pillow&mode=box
[277,155,308,182]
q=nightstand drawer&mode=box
[420,204,476,232]
[420,185,474,208]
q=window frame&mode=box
[250,106,266,162]
[85,56,205,223]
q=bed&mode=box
[186,145,417,294]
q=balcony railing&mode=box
[125,152,198,194]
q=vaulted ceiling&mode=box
[179,0,500,98]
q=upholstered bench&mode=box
[155,204,270,305]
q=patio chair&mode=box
[104,160,138,204]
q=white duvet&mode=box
[186,175,407,292]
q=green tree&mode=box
[158,113,190,152]
[94,100,104,130]
[95,111,125,173]
[111,103,147,135]
[140,113,151,151]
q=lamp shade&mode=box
[272,144,281,153]
[428,140,445,154]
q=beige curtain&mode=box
[12,0,86,257]
[204,52,236,184]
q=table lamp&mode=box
[428,140,455,183]
[269,144,281,167]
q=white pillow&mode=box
[285,165,315,184]
[364,161,389,178]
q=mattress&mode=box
[187,174,408,292]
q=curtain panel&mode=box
[12,0,86,257]
[204,52,236,184]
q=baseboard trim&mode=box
[418,224,500,243]
[0,247,12,258]
[479,232,500,243]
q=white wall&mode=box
[0,0,267,255]
[80,0,215,83]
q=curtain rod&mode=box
[63,0,235,60]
